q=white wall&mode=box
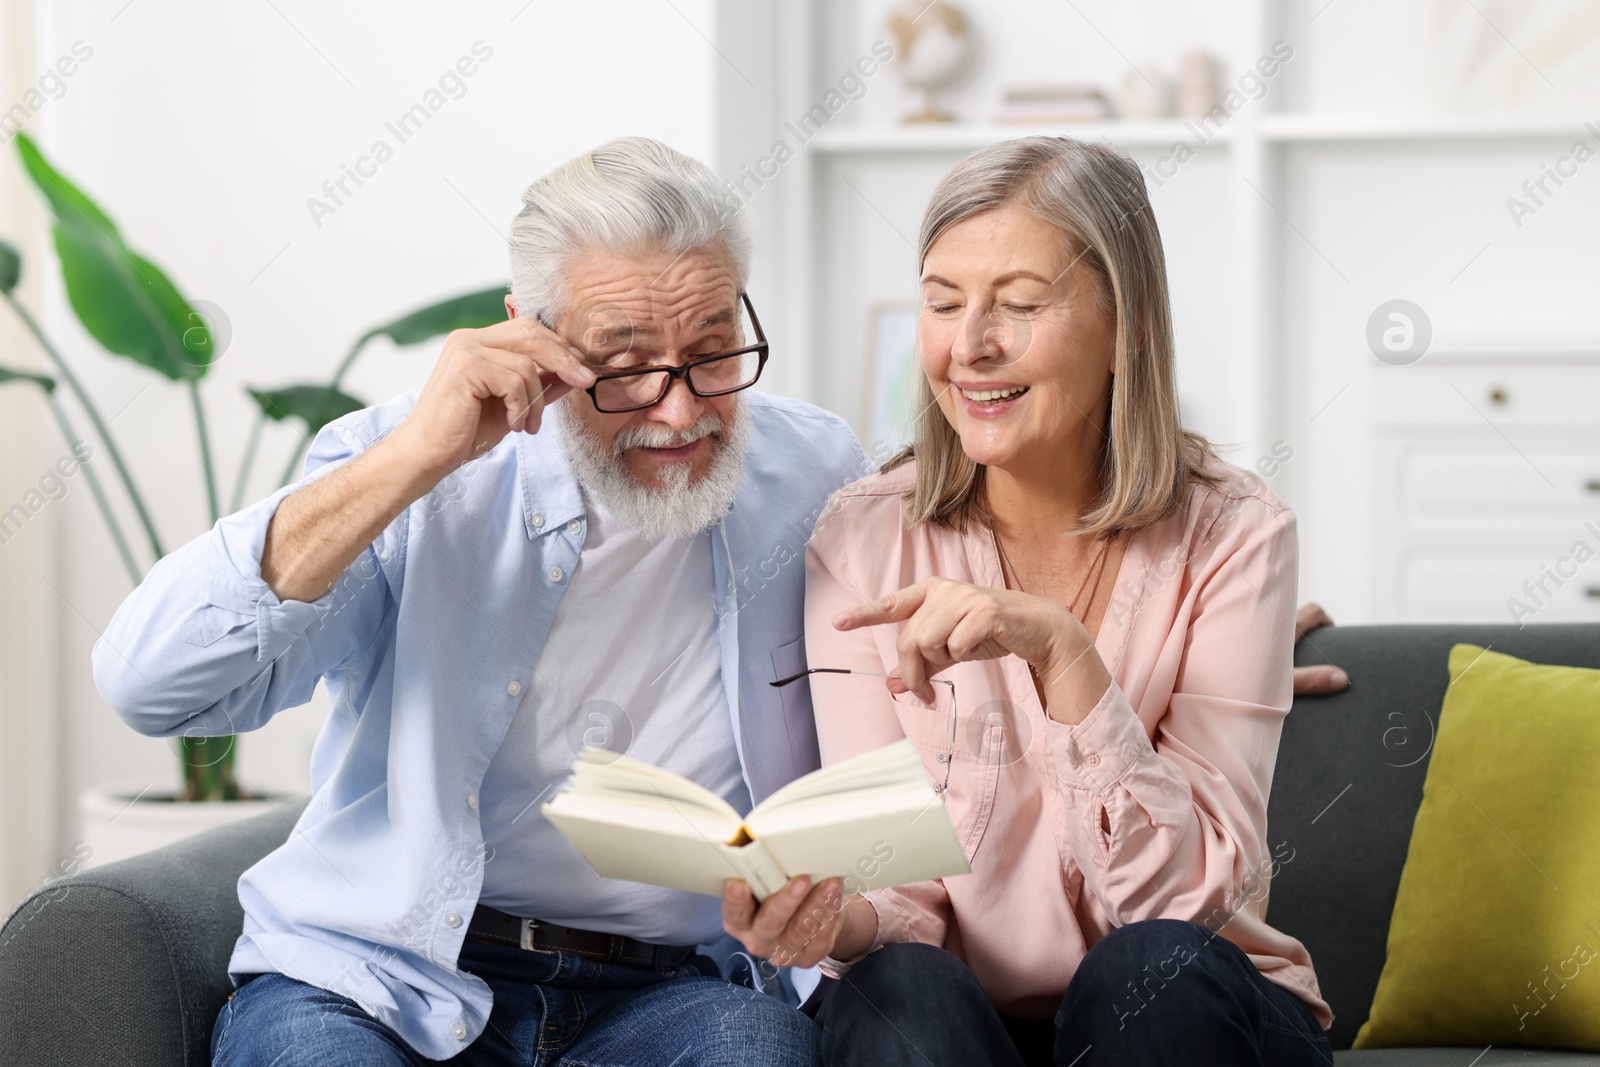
[1,0,720,905]
[0,0,61,913]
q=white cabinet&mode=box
[1374,362,1600,623]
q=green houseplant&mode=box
[0,132,507,803]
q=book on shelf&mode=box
[992,83,1111,126]
[542,738,970,900]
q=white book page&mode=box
[753,739,932,814]
[566,748,742,822]
[543,792,742,844]
[752,794,970,893]
[542,803,790,898]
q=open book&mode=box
[542,739,971,900]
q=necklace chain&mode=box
[993,526,1112,625]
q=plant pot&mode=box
[77,781,302,869]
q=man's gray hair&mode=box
[508,137,751,324]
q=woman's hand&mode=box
[834,578,1090,704]
[721,876,876,968]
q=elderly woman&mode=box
[722,137,1333,1065]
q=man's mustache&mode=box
[612,412,727,459]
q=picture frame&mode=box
[862,303,921,454]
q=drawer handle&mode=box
[1487,386,1509,406]
[1587,479,1600,494]
[1588,587,1600,599]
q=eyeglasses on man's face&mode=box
[573,290,769,414]
[770,667,957,799]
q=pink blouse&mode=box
[804,458,1331,1030]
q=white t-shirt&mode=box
[475,493,750,943]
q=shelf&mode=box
[1263,114,1599,142]
[802,114,1597,155]
[804,119,1230,154]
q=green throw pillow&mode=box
[1355,644,1600,1049]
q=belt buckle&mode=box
[519,918,539,952]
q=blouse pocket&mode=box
[894,691,1002,861]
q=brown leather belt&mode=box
[465,904,695,969]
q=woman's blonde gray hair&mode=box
[508,137,752,323]
[888,136,1221,535]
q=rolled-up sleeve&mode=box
[94,414,402,738]
[1046,503,1297,928]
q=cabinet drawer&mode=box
[1375,363,1600,426]
[1404,553,1600,623]
[1400,446,1600,518]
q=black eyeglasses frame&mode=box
[578,290,769,414]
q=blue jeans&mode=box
[211,936,820,1066]
[813,920,1333,1066]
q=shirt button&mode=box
[445,912,462,928]
[566,519,581,535]
[452,1024,468,1041]
[467,793,479,810]
[531,514,544,528]
[547,566,565,583]
[1086,754,1101,767]
[507,680,522,697]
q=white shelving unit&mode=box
[803,114,1599,152]
[1260,114,1600,142]
[805,119,1236,153]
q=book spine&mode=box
[724,840,789,900]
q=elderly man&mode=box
[94,138,865,1066]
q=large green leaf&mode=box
[0,363,55,391]
[249,385,366,434]
[364,285,507,347]
[0,239,19,293]
[14,134,212,381]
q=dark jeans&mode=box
[813,919,1333,1067]
[211,936,819,1066]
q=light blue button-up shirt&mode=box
[93,389,867,1060]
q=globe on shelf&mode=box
[886,0,980,124]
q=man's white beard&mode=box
[553,398,748,543]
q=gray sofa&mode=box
[3,622,1599,1065]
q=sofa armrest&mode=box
[0,799,307,1067]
